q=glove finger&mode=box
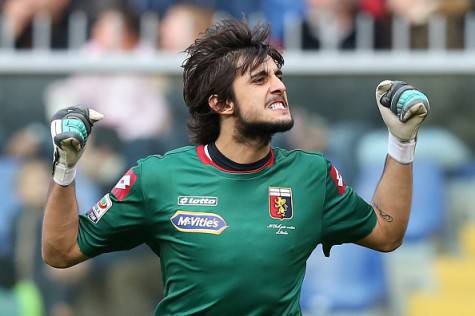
[54,131,84,149]
[402,103,428,122]
[88,109,104,123]
[59,137,82,152]
[375,80,393,100]
[408,102,428,116]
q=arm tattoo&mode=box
[374,203,394,222]
[378,209,394,222]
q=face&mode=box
[92,11,124,51]
[230,57,293,141]
[159,8,195,52]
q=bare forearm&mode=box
[372,155,413,244]
[42,182,80,267]
[359,79,427,252]
[43,107,101,266]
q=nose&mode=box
[270,74,286,95]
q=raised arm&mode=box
[42,107,103,268]
[358,80,430,252]
[43,183,88,268]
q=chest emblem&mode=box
[269,187,293,220]
[170,211,228,235]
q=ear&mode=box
[208,95,234,115]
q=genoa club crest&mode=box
[269,187,293,220]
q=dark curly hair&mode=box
[182,19,284,145]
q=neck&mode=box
[214,134,271,164]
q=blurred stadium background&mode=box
[1,0,475,315]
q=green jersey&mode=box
[77,145,376,316]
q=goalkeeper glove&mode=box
[375,80,430,163]
[50,106,103,186]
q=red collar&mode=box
[196,145,275,173]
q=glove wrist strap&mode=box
[53,164,76,186]
[387,132,416,164]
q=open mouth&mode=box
[267,101,288,110]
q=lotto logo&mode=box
[329,165,346,195]
[177,196,218,206]
[112,169,137,201]
[115,175,131,189]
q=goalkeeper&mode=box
[42,19,429,315]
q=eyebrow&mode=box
[250,68,283,80]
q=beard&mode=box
[233,100,294,146]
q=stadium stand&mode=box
[301,244,387,315]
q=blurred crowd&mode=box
[1,1,475,316]
[0,0,474,51]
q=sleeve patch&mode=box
[111,169,138,201]
[329,165,346,195]
[87,193,113,224]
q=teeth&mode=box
[269,102,285,110]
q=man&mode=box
[42,19,429,315]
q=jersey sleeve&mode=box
[77,162,150,258]
[321,159,376,257]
